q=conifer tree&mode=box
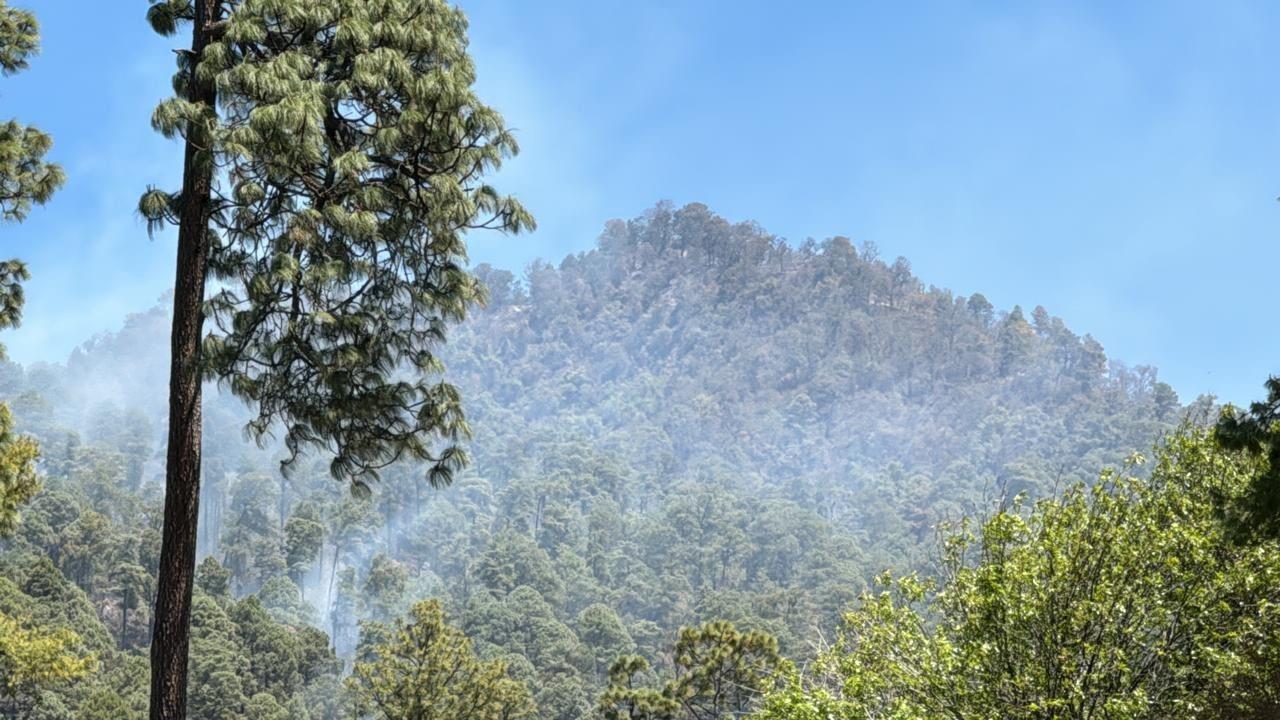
[996,305,1035,377]
[0,1,62,226]
[0,0,62,538]
[141,1,531,716]
[600,655,676,720]
[349,599,533,720]
[600,621,784,720]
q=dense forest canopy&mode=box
[0,2,1276,719]
[0,201,1225,718]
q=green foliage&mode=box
[0,610,93,716]
[600,620,784,720]
[0,119,61,223]
[577,603,634,679]
[187,593,253,720]
[195,556,232,599]
[449,202,1180,576]
[109,562,151,649]
[258,576,314,627]
[664,622,783,720]
[0,0,61,542]
[1215,376,1280,540]
[0,257,27,332]
[600,656,674,720]
[141,0,533,490]
[0,1,37,73]
[184,589,341,719]
[0,0,63,223]
[755,432,1280,720]
[0,402,37,536]
[0,201,1197,718]
[0,14,65,706]
[284,502,324,582]
[362,554,408,622]
[349,599,534,720]
[230,596,305,699]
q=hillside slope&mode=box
[0,202,1190,719]
[453,201,1183,566]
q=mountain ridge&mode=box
[0,201,1197,719]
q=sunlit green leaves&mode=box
[0,611,94,704]
[757,431,1280,720]
[349,599,534,720]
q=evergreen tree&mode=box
[283,502,324,585]
[600,621,783,720]
[0,1,62,224]
[362,554,408,623]
[139,1,531,715]
[599,656,675,720]
[349,599,533,720]
[996,305,1035,377]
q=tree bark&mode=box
[150,2,217,718]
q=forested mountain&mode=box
[0,203,1196,718]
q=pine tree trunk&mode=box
[150,3,217,718]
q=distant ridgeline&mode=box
[0,203,1194,718]
[458,201,1189,543]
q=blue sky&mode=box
[3,1,1278,406]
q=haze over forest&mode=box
[0,2,1278,720]
[0,200,1238,717]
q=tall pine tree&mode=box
[141,1,531,716]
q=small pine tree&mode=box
[600,621,783,720]
[349,599,533,720]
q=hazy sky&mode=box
[4,1,1278,405]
